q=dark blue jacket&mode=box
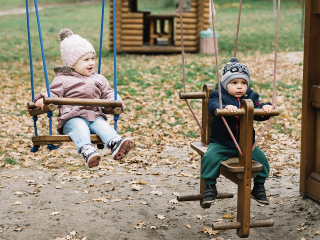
[209,84,271,148]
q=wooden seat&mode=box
[177,84,279,238]
[32,134,104,146]
[27,97,122,147]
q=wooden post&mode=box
[236,99,254,237]
[300,0,320,203]
[201,84,214,145]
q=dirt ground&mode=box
[1,143,320,240]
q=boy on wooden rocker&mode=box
[35,28,133,168]
[201,57,273,205]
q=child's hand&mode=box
[225,105,238,112]
[35,98,45,110]
[262,105,273,113]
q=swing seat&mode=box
[178,84,279,238]
[28,97,123,147]
[191,141,263,182]
[32,134,104,146]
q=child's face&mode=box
[72,52,95,76]
[226,78,248,98]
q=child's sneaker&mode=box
[251,185,269,205]
[203,184,217,204]
[109,137,133,160]
[81,144,100,168]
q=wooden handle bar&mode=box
[43,97,122,108]
[101,107,122,115]
[215,109,279,117]
[179,92,206,99]
[28,104,56,116]
[27,102,37,109]
[212,220,274,230]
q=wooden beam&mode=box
[28,104,56,116]
[119,46,198,53]
[176,35,198,41]
[176,29,198,35]
[32,134,104,145]
[311,85,320,104]
[314,0,320,14]
[176,18,198,24]
[237,99,254,237]
[179,92,206,99]
[300,0,320,195]
[121,35,143,41]
[43,97,122,108]
[175,40,198,47]
[121,24,143,30]
[121,41,142,46]
[202,84,214,145]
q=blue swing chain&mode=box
[27,0,58,152]
[97,0,118,149]
[112,0,119,131]
[26,0,40,152]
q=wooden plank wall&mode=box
[175,0,210,52]
[109,0,122,51]
[300,0,320,203]
[110,0,143,51]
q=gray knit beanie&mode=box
[58,28,95,67]
[221,57,250,91]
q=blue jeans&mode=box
[62,117,119,153]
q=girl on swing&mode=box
[35,28,133,168]
[201,57,273,205]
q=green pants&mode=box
[201,143,270,185]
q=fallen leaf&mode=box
[132,184,142,191]
[32,188,40,194]
[50,211,60,216]
[133,221,145,230]
[14,191,23,195]
[150,190,163,196]
[200,227,217,236]
[223,213,234,219]
[14,227,23,232]
[12,201,21,206]
[186,224,191,229]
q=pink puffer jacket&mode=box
[34,66,123,134]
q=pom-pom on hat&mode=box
[221,57,250,91]
[58,28,95,67]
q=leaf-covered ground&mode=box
[2,50,318,240]
[1,0,316,238]
[0,51,303,171]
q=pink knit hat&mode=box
[58,28,95,67]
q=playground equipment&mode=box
[109,0,211,53]
[177,0,280,237]
[25,0,121,151]
[300,0,320,204]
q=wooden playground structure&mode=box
[109,0,211,53]
[300,0,320,204]
[177,86,279,238]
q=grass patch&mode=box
[4,156,19,165]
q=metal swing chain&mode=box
[210,0,243,156]
[179,0,204,135]
[252,0,280,151]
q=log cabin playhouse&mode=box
[109,0,211,53]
